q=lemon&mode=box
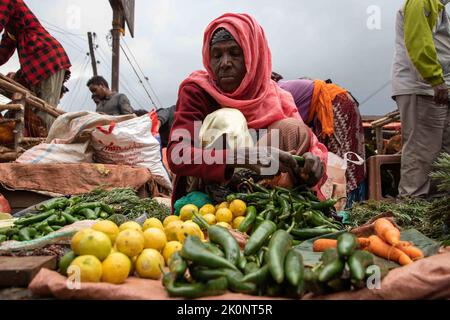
[92,220,120,244]
[162,241,183,264]
[119,221,142,233]
[216,202,229,210]
[115,229,145,258]
[143,228,167,251]
[199,204,215,216]
[229,200,247,217]
[179,204,199,221]
[164,220,183,242]
[203,213,216,225]
[75,230,112,261]
[163,215,180,228]
[71,229,95,253]
[143,218,164,231]
[215,208,233,224]
[135,249,165,279]
[68,255,102,283]
[101,252,131,284]
[216,222,232,229]
[232,216,246,229]
[176,220,204,243]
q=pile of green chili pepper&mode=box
[162,214,307,299]
[0,197,115,243]
[304,233,380,295]
[226,180,344,241]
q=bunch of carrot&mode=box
[313,218,424,266]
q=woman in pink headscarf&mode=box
[168,13,328,205]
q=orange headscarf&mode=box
[308,80,347,138]
[179,13,300,129]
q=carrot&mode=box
[313,237,371,252]
[397,244,424,261]
[367,235,413,266]
[374,218,401,246]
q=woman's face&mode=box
[210,40,246,93]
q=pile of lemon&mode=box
[178,199,247,229]
[60,218,183,284]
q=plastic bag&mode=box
[320,152,364,211]
[91,114,172,191]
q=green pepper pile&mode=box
[162,213,306,299]
[226,180,344,241]
[304,233,378,295]
[0,197,115,243]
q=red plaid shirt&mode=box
[0,0,71,87]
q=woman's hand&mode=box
[297,152,325,187]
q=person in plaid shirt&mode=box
[0,0,71,130]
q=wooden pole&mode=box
[87,32,98,77]
[12,93,25,153]
[111,2,122,92]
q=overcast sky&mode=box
[1,0,409,115]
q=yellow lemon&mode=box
[203,213,217,225]
[216,202,229,210]
[92,220,120,244]
[115,229,145,258]
[68,255,102,283]
[163,215,180,228]
[71,228,95,254]
[179,204,199,221]
[232,216,246,229]
[229,199,247,218]
[119,221,142,233]
[176,220,203,243]
[135,248,165,279]
[101,252,131,284]
[143,218,164,231]
[143,228,167,251]
[215,208,233,224]
[162,241,183,264]
[216,222,232,229]
[199,204,215,216]
[76,230,112,261]
[165,220,184,242]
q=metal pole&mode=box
[111,4,122,92]
[87,32,98,77]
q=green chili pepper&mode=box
[52,215,67,226]
[40,198,68,211]
[208,225,241,266]
[226,193,249,202]
[290,227,340,240]
[237,255,247,271]
[180,236,238,270]
[18,227,33,241]
[238,206,257,233]
[285,249,304,287]
[52,226,62,231]
[14,210,56,227]
[244,261,259,275]
[163,272,206,299]
[205,276,228,292]
[304,211,341,229]
[318,257,346,283]
[241,264,270,285]
[62,212,78,224]
[348,250,374,282]
[253,216,265,231]
[99,211,109,219]
[203,242,225,257]
[248,181,270,194]
[100,203,115,215]
[189,266,226,281]
[267,230,292,284]
[320,248,339,265]
[69,202,103,215]
[41,226,55,235]
[244,220,277,256]
[309,199,338,211]
[168,252,187,280]
[337,233,358,258]
[78,208,98,220]
[225,270,258,294]
[94,207,102,216]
